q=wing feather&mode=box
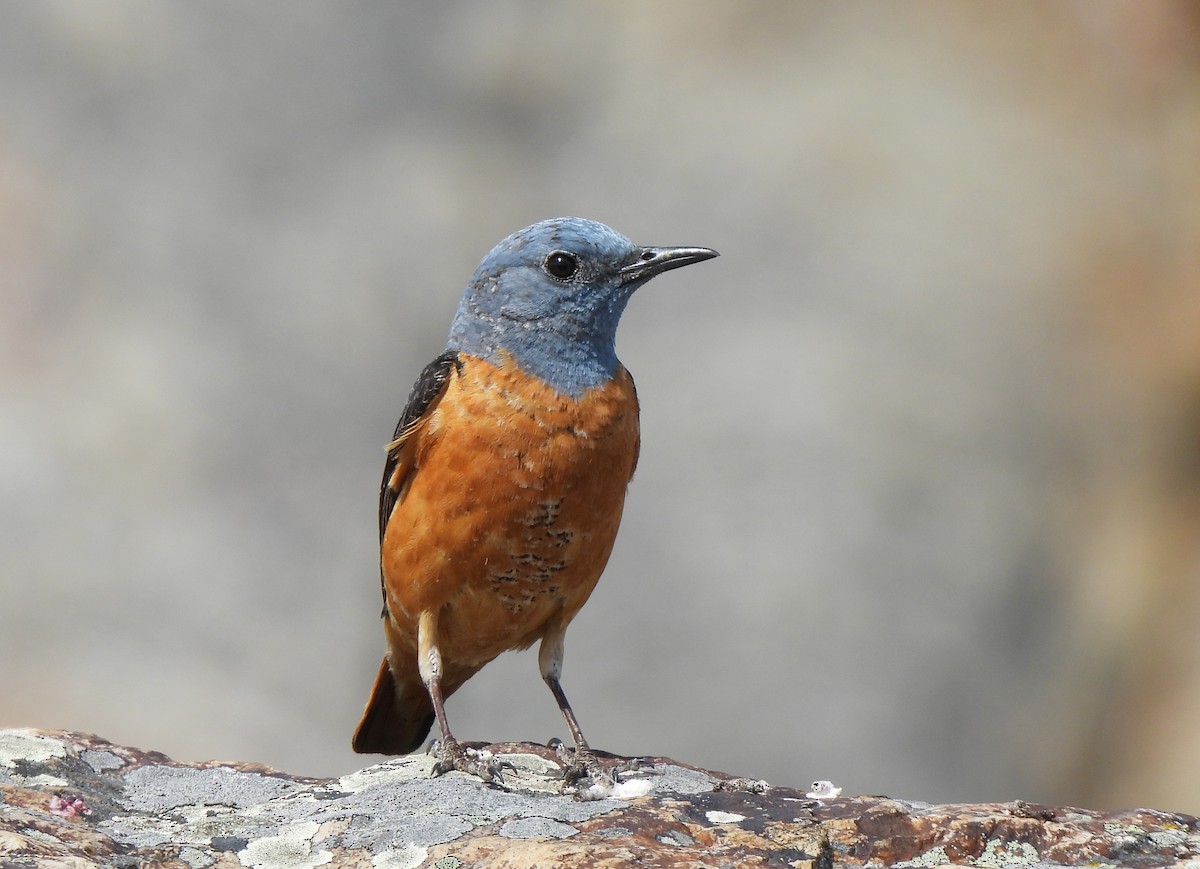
[376,350,461,608]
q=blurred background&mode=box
[3,1,1199,814]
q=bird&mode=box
[352,217,717,785]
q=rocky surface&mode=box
[1,729,1197,868]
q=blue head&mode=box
[446,217,718,398]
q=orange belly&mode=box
[381,355,640,674]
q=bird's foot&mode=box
[429,738,514,785]
[714,776,772,794]
[549,738,653,800]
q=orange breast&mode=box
[381,354,640,669]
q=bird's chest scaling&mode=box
[382,360,640,627]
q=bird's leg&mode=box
[539,626,645,792]
[419,610,507,784]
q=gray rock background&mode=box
[5,729,1197,868]
[3,2,1199,813]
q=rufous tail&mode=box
[351,656,435,755]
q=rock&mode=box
[1,728,1197,867]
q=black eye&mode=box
[544,251,578,280]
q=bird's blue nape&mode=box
[446,218,644,398]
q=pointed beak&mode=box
[618,245,719,285]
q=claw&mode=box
[429,739,510,786]
[611,756,647,777]
[713,776,771,794]
[548,736,572,766]
[547,738,653,799]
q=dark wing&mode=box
[377,350,461,606]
